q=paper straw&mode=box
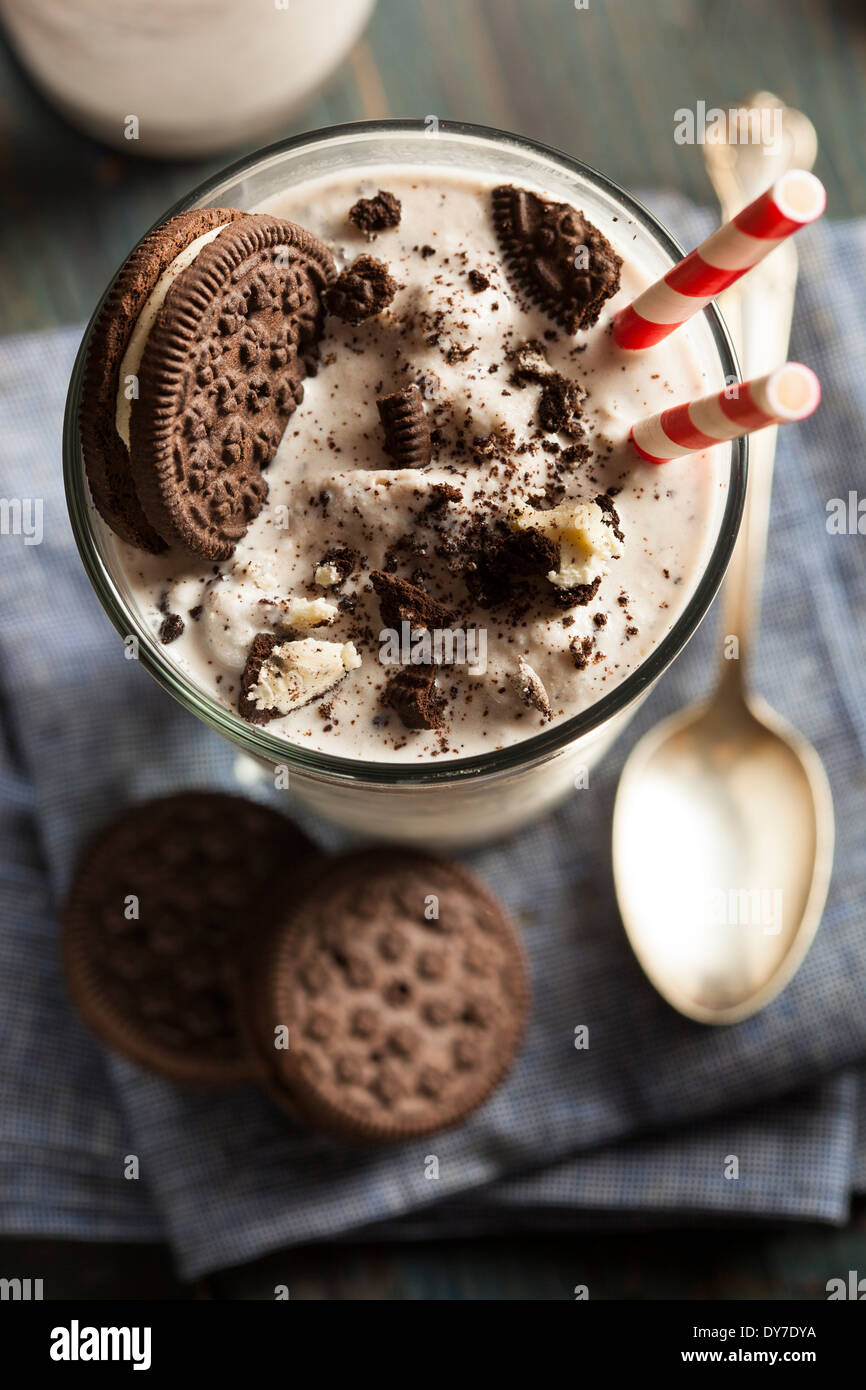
[613,171,826,350]
[630,362,821,464]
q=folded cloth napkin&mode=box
[1,198,865,1279]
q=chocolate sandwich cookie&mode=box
[81,208,246,552]
[81,209,336,560]
[62,792,315,1086]
[255,851,530,1141]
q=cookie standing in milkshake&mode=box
[82,209,335,558]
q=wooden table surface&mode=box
[1,0,864,1298]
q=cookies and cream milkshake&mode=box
[88,168,728,767]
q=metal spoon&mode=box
[612,95,834,1024]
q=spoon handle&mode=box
[702,97,816,694]
[717,240,799,692]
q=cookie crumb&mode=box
[327,255,397,324]
[349,189,402,235]
[569,635,594,671]
[385,666,447,730]
[159,612,184,644]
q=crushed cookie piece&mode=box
[460,519,557,611]
[569,635,594,671]
[385,666,447,730]
[377,384,432,468]
[349,189,401,235]
[509,339,556,384]
[158,612,184,645]
[239,634,360,724]
[595,492,625,543]
[510,498,620,592]
[371,571,454,632]
[327,255,397,324]
[315,546,359,587]
[538,377,585,436]
[445,342,476,365]
[560,442,591,466]
[417,482,461,528]
[510,657,552,718]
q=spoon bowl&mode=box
[612,692,834,1024]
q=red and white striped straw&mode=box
[630,362,821,464]
[613,170,826,350]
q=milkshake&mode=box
[68,124,744,842]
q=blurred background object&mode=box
[0,0,376,156]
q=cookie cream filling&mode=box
[115,222,230,448]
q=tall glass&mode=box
[64,120,746,846]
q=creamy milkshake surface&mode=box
[105,167,729,762]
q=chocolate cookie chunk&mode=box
[570,633,597,669]
[377,384,432,468]
[461,519,558,611]
[62,793,313,1086]
[348,190,402,235]
[556,575,602,610]
[315,546,359,587]
[595,491,625,542]
[80,207,246,553]
[538,377,585,437]
[509,339,556,385]
[492,185,622,333]
[385,665,448,730]
[256,851,530,1141]
[239,632,280,725]
[371,570,454,631]
[158,611,184,644]
[327,256,397,324]
[129,214,335,560]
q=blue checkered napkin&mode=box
[0,194,865,1279]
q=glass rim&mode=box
[63,117,747,786]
